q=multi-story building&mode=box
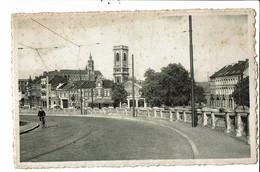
[209,59,249,109]
[18,79,29,106]
[39,53,103,109]
[78,76,114,108]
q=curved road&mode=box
[20,115,194,162]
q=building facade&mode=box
[113,45,129,83]
[38,53,103,109]
[209,59,249,109]
[124,80,146,108]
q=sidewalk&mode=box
[20,120,39,134]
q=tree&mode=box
[194,84,207,105]
[232,76,249,107]
[141,64,206,107]
[111,83,128,107]
[140,68,165,107]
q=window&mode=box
[116,77,120,83]
[116,53,120,61]
[124,53,126,61]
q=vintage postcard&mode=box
[12,9,257,168]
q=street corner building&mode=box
[209,59,249,109]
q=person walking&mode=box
[38,107,46,128]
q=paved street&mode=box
[20,115,195,162]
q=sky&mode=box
[13,11,249,82]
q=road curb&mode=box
[20,121,40,135]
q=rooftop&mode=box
[210,59,249,79]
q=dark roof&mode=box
[33,76,42,84]
[48,75,67,87]
[77,81,96,89]
[59,69,89,74]
[94,70,102,76]
[197,82,211,93]
[210,59,249,79]
[57,83,68,89]
[103,79,113,88]
[18,79,29,82]
[44,70,102,78]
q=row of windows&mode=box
[214,77,239,85]
[116,52,127,62]
[211,87,235,95]
[84,89,110,97]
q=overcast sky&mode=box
[14,11,249,82]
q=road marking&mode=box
[20,114,199,158]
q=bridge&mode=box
[19,106,251,163]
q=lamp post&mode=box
[132,54,136,117]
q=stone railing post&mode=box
[169,108,174,121]
[211,112,215,129]
[137,108,140,116]
[147,108,150,117]
[246,113,250,144]
[183,110,187,122]
[116,108,118,114]
[176,110,180,121]
[225,112,231,133]
[159,108,163,119]
[125,108,128,115]
[235,113,242,137]
[235,106,250,138]
[202,111,208,126]
[153,107,158,118]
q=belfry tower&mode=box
[113,45,129,83]
[86,53,95,81]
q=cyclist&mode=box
[38,107,46,128]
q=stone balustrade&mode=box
[94,106,250,143]
[20,105,250,143]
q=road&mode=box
[20,115,194,162]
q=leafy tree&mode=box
[160,63,191,106]
[232,76,249,107]
[111,83,128,107]
[140,68,165,107]
[194,84,207,105]
[141,64,206,107]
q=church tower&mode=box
[86,53,95,81]
[113,45,129,83]
[88,52,94,73]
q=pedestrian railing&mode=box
[99,106,250,143]
[19,105,250,143]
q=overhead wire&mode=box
[31,18,80,47]
[18,43,49,72]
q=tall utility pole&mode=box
[89,70,94,109]
[132,55,136,117]
[189,15,196,127]
[80,70,83,114]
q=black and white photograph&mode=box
[12,9,257,168]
